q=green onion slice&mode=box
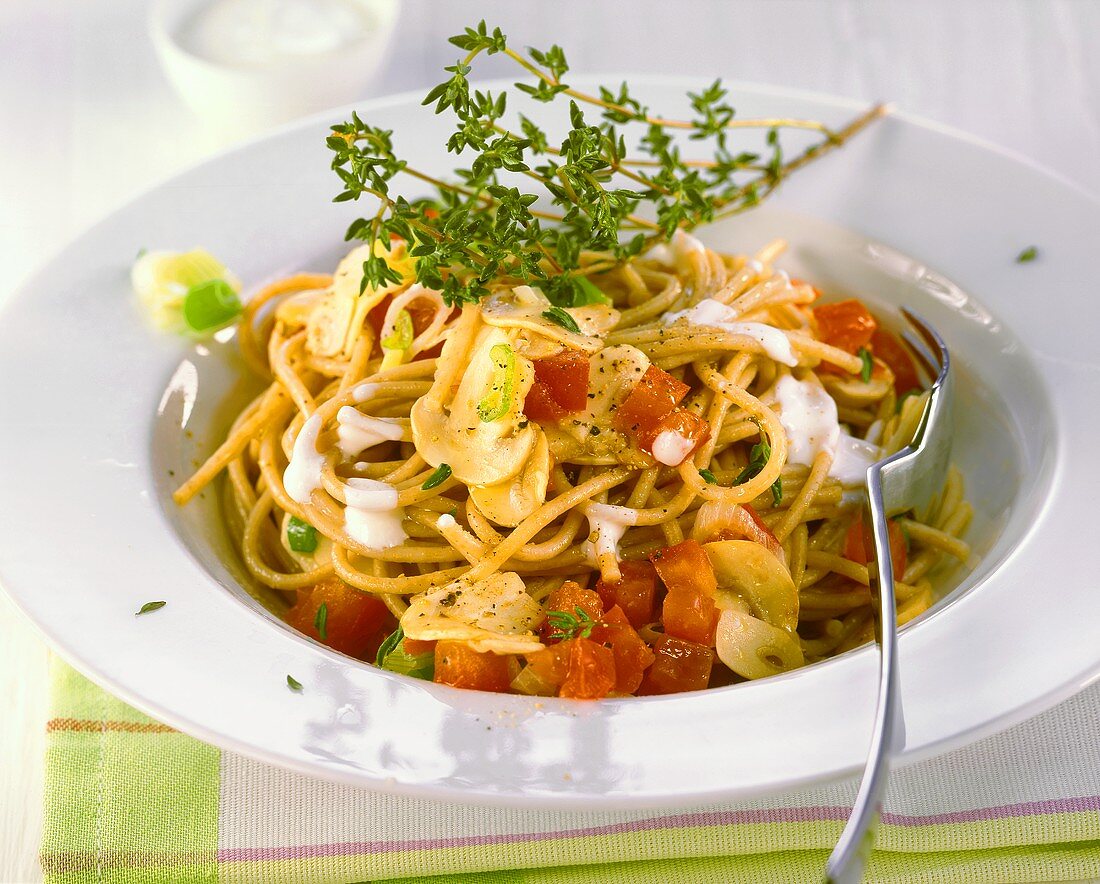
[858,347,873,383]
[286,516,318,553]
[314,602,328,640]
[182,278,242,333]
[542,306,581,334]
[286,674,303,691]
[375,625,434,680]
[381,308,414,351]
[699,468,718,484]
[476,343,516,422]
[421,463,453,490]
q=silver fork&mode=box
[825,308,954,884]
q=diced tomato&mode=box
[661,583,721,646]
[612,365,689,439]
[650,540,720,646]
[285,578,391,659]
[522,382,567,422]
[844,515,908,579]
[595,560,660,628]
[527,638,617,699]
[524,350,590,422]
[638,635,714,695]
[650,540,718,597]
[367,295,437,338]
[403,637,437,656]
[559,638,617,699]
[590,606,655,694]
[366,294,446,358]
[709,503,784,563]
[813,299,878,354]
[524,641,571,688]
[433,641,513,693]
[637,407,710,463]
[539,582,605,644]
[871,329,921,396]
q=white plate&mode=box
[2,79,1098,809]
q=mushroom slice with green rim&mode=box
[411,322,537,488]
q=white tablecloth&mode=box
[1,1,1097,880]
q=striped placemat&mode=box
[41,659,1100,883]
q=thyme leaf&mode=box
[546,606,597,641]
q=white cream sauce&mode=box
[344,508,406,551]
[773,375,880,486]
[282,413,325,505]
[343,477,398,510]
[831,434,880,485]
[335,406,406,458]
[651,430,696,466]
[663,298,798,366]
[583,502,637,563]
[341,477,406,550]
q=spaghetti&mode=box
[174,231,972,697]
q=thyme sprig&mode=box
[329,21,885,307]
[546,606,597,641]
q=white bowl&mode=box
[2,79,1099,808]
[150,0,399,133]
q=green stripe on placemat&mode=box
[39,660,1100,884]
[40,660,220,884]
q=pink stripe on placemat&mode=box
[882,794,1100,825]
[216,795,1100,863]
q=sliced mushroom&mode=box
[703,539,798,632]
[306,241,414,358]
[585,344,652,421]
[480,285,613,354]
[400,570,545,654]
[378,283,450,369]
[715,606,804,680]
[411,322,538,487]
[549,344,653,454]
[692,500,786,565]
[274,288,326,329]
[468,426,551,527]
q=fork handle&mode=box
[825,466,905,883]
